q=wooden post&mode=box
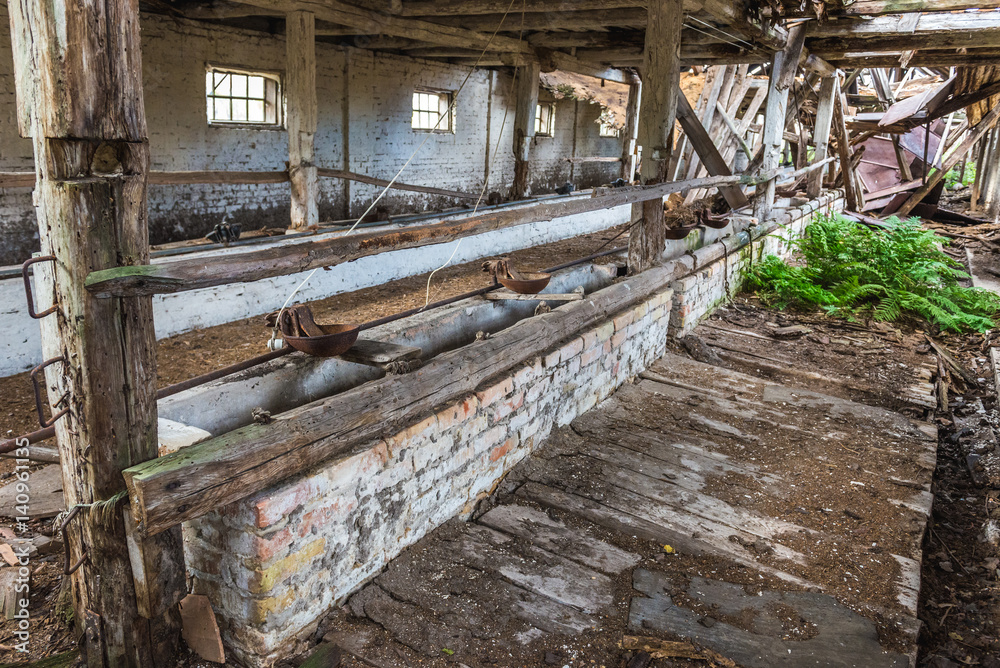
[510,62,540,200]
[287,11,319,229]
[807,75,837,199]
[832,81,859,211]
[6,0,184,665]
[754,51,790,223]
[675,93,749,209]
[630,0,682,275]
[620,80,642,182]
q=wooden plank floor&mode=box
[332,348,937,668]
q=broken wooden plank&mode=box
[178,594,225,663]
[675,92,749,210]
[0,465,64,519]
[478,503,640,574]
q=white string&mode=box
[421,0,526,307]
[269,0,520,345]
[686,16,757,50]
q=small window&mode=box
[535,103,555,137]
[206,66,282,127]
[412,89,454,132]
[599,121,620,138]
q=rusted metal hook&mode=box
[30,357,69,428]
[21,255,57,319]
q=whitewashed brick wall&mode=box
[175,288,673,667]
[0,10,621,264]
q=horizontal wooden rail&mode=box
[2,169,480,200]
[316,167,478,200]
[85,174,750,299]
[564,156,622,164]
[0,172,35,188]
[122,263,679,537]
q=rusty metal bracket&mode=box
[60,505,89,576]
[21,255,57,319]
[30,356,69,428]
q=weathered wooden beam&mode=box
[808,11,1000,39]
[7,0,184,663]
[808,75,837,199]
[832,82,859,211]
[400,0,646,15]
[316,167,478,199]
[483,290,583,301]
[896,103,1000,217]
[775,0,1000,17]
[510,61,540,200]
[714,101,752,160]
[808,32,1000,55]
[237,0,533,53]
[675,93,750,210]
[535,49,636,85]
[0,172,35,187]
[339,339,422,367]
[85,175,750,298]
[824,50,1000,69]
[754,50,790,222]
[621,80,642,181]
[287,11,319,230]
[631,0,682,275]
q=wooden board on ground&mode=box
[629,569,909,668]
[0,464,64,519]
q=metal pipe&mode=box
[1,245,628,454]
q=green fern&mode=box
[746,213,1000,333]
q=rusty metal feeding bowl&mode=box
[664,226,697,240]
[498,272,552,295]
[265,305,360,357]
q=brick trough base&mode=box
[180,191,845,666]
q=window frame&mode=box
[598,120,621,138]
[535,102,556,137]
[411,88,455,133]
[205,64,284,129]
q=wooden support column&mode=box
[510,62,541,200]
[754,51,790,223]
[7,0,184,665]
[807,75,837,198]
[832,82,861,211]
[620,80,642,182]
[675,93,749,209]
[630,0,682,275]
[287,11,319,228]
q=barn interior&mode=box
[3,1,1000,666]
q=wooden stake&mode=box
[630,0,682,274]
[832,82,859,211]
[287,11,319,229]
[510,62,540,200]
[6,0,184,663]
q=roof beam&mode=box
[234,0,533,52]
[825,49,1000,68]
[807,10,1000,39]
[787,0,1000,17]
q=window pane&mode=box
[232,74,248,98]
[214,98,231,121]
[248,75,265,99]
[214,72,230,96]
[249,100,265,122]
[232,99,248,122]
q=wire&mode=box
[421,0,527,307]
[269,0,523,345]
[686,16,757,50]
